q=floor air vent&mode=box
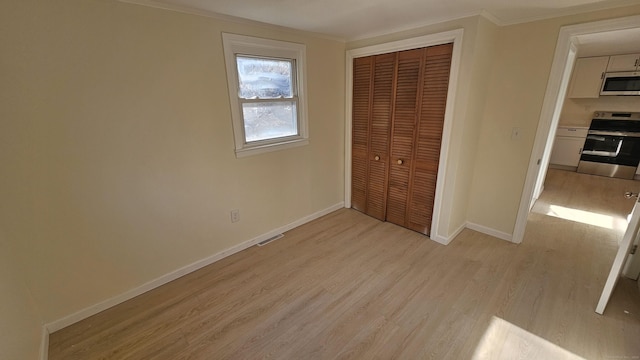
[257,234,284,247]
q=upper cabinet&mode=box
[568,56,609,99]
[607,54,640,72]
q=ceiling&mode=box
[124,0,639,40]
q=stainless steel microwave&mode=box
[600,71,640,96]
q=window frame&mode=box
[222,33,309,158]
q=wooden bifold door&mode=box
[351,43,453,236]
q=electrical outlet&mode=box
[231,209,240,223]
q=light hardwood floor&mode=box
[49,169,640,359]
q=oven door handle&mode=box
[581,150,619,157]
[581,139,624,157]
[586,135,606,141]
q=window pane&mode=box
[242,101,298,142]
[236,56,293,99]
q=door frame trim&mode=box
[344,29,464,244]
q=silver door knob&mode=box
[397,159,403,165]
[625,191,638,199]
[374,155,380,161]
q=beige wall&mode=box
[0,234,43,360]
[466,5,640,235]
[0,0,345,331]
[446,16,499,234]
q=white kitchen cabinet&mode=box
[607,53,640,72]
[549,127,588,168]
[568,56,609,98]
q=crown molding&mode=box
[478,9,503,26]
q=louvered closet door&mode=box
[406,43,453,235]
[351,56,373,213]
[386,49,422,227]
[351,44,453,236]
[351,54,395,220]
[366,53,395,220]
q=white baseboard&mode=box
[449,222,467,243]
[45,202,345,334]
[431,221,514,245]
[465,222,513,242]
[429,221,464,245]
[430,220,467,245]
[429,234,450,245]
[40,325,49,360]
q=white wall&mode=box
[0,0,345,331]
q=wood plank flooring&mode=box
[49,169,640,359]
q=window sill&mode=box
[235,138,309,158]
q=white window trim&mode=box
[222,33,309,158]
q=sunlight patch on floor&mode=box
[536,204,628,232]
[473,317,584,360]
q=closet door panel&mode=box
[366,53,396,220]
[408,44,453,234]
[386,49,422,227]
[386,164,410,224]
[351,56,373,213]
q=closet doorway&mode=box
[351,44,453,236]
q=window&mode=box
[222,33,308,157]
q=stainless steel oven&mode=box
[577,112,640,179]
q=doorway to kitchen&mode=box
[514,15,640,289]
[512,14,640,245]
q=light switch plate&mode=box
[511,127,521,140]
